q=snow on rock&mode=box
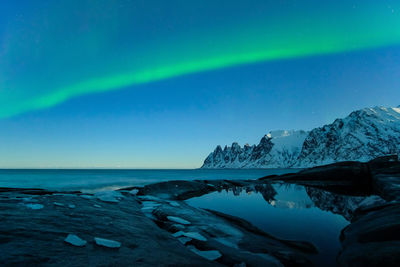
[25,203,44,210]
[187,245,222,261]
[141,201,161,210]
[172,231,207,241]
[129,189,139,195]
[94,237,121,248]
[168,201,180,207]
[202,106,400,168]
[64,234,87,247]
[167,216,191,225]
[183,232,207,241]
[94,191,124,203]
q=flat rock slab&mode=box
[0,190,217,266]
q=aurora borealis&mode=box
[1,0,400,118]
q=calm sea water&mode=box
[187,183,351,266]
[0,168,299,192]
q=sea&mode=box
[0,168,296,192]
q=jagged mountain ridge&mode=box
[202,130,308,168]
[201,106,400,168]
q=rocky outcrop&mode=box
[0,190,214,266]
[338,203,400,267]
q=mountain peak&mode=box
[202,105,400,169]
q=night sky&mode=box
[0,0,399,168]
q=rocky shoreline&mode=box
[0,156,399,266]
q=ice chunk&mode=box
[172,231,185,238]
[95,191,124,203]
[172,231,207,241]
[68,204,76,209]
[64,234,87,247]
[142,201,161,208]
[53,202,64,207]
[129,189,139,195]
[167,216,191,225]
[182,232,207,241]
[214,237,238,249]
[93,204,102,208]
[94,237,121,248]
[168,201,180,207]
[25,203,44,210]
[187,245,222,261]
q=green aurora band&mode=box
[1,0,400,118]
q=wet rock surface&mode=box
[0,190,215,266]
[0,156,399,266]
[337,203,400,267]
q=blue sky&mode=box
[1,46,399,168]
[0,1,399,168]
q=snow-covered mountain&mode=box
[202,130,308,168]
[296,106,400,167]
[201,106,400,168]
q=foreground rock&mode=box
[337,202,400,266]
[1,156,399,266]
[0,190,215,266]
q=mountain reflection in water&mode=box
[187,182,374,266]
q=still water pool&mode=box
[187,183,356,266]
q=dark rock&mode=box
[0,190,216,266]
[338,203,400,267]
[138,180,214,200]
